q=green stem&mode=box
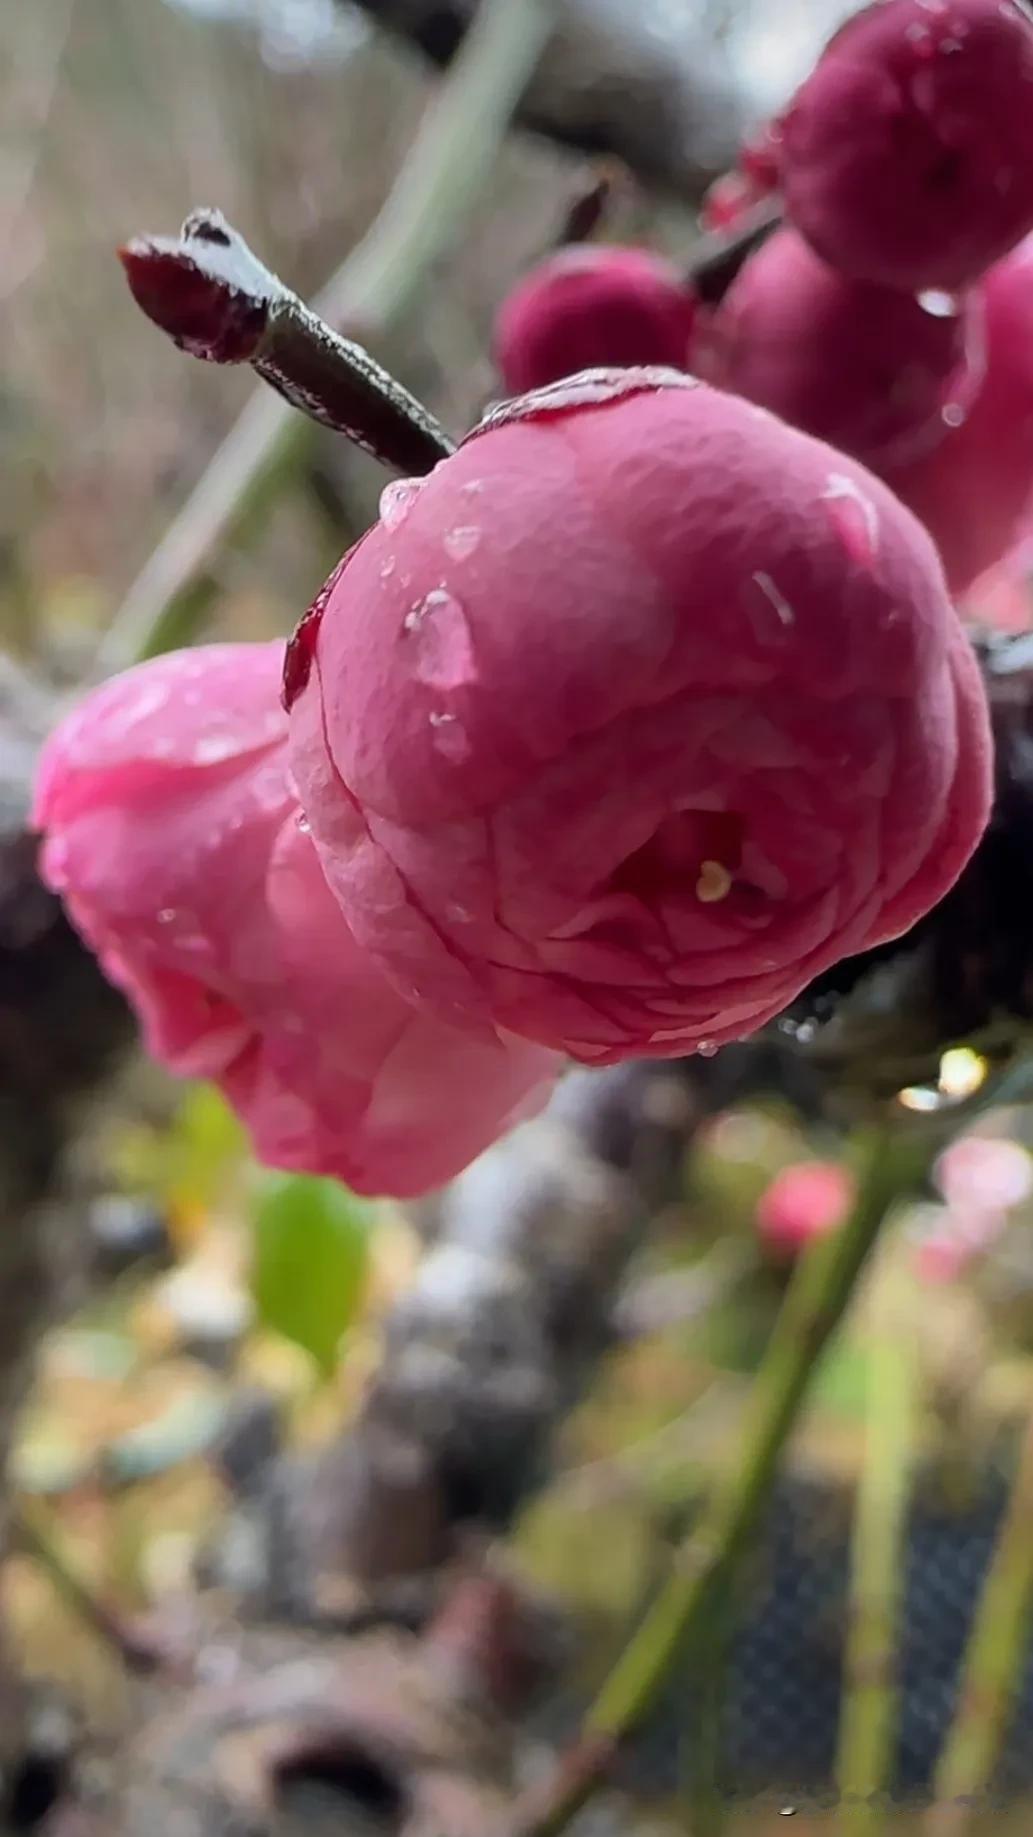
[925,1406,1033,1837]
[96,0,556,676]
[514,1125,933,1837]
[836,1245,920,1835]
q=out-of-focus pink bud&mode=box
[884,237,1033,595]
[756,1159,854,1261]
[493,246,697,394]
[780,0,1033,291]
[699,226,984,469]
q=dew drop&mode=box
[296,812,311,834]
[404,586,476,690]
[444,524,481,561]
[429,710,471,761]
[158,908,177,925]
[822,472,880,567]
[750,570,795,634]
[380,557,396,581]
[696,1040,719,1059]
[942,401,967,428]
[918,288,959,318]
[379,477,425,532]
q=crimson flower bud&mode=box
[493,246,696,395]
[781,0,1033,291]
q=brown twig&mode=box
[119,208,453,476]
[686,197,782,306]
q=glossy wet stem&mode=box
[120,208,454,477]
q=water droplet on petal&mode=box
[404,587,476,690]
[918,289,959,318]
[749,570,795,637]
[379,477,425,532]
[822,472,880,567]
[380,557,396,581]
[942,401,966,428]
[296,812,311,834]
[429,710,471,761]
[158,908,177,924]
[696,1040,719,1058]
[444,525,481,561]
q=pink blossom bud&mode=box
[33,644,559,1196]
[493,246,697,394]
[781,0,1033,291]
[756,1160,854,1261]
[286,371,992,1065]
[883,235,1033,593]
[698,227,984,469]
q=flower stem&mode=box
[96,0,557,677]
[924,1404,1033,1837]
[119,208,454,476]
[836,1243,920,1834]
[513,1124,933,1837]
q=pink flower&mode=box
[780,0,1033,291]
[884,236,1033,595]
[33,643,559,1196]
[698,227,984,469]
[286,370,992,1065]
[755,1160,854,1261]
[493,247,697,395]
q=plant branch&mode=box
[119,208,454,474]
[836,1244,919,1834]
[924,1403,1033,1837]
[95,0,557,677]
[511,1124,935,1837]
[686,198,782,306]
[12,1504,163,1677]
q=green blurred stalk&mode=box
[97,0,557,676]
[836,1245,920,1835]
[517,1125,934,1837]
[925,1405,1033,1837]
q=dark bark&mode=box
[0,658,131,1795]
[344,0,745,196]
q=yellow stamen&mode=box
[696,860,732,904]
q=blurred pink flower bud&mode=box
[699,227,984,469]
[884,236,1033,594]
[286,371,992,1064]
[493,246,697,395]
[781,0,1033,291]
[33,644,559,1197]
[935,1134,1033,1210]
[756,1159,854,1261]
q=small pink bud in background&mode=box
[883,236,1033,596]
[699,227,983,470]
[493,246,697,395]
[287,371,992,1065]
[780,0,1033,292]
[756,1160,854,1261]
[33,644,560,1198]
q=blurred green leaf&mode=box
[251,1175,372,1378]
